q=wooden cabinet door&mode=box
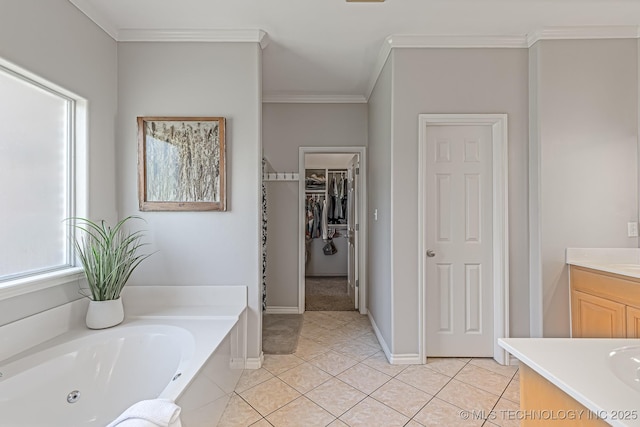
[626,306,640,338]
[571,290,626,338]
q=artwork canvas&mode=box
[137,117,226,211]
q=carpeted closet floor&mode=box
[305,276,355,311]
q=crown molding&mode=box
[117,29,269,48]
[387,34,528,49]
[365,34,527,100]
[366,27,640,100]
[69,0,119,40]
[262,93,367,104]
[527,25,640,47]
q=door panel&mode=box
[425,125,493,357]
[347,155,359,310]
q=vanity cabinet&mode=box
[571,290,625,338]
[570,265,640,338]
[627,306,640,338]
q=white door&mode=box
[425,124,494,357]
[347,155,359,309]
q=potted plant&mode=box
[69,215,153,329]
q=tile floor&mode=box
[218,311,520,427]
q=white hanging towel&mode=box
[106,399,182,427]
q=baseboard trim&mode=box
[230,358,245,370]
[265,306,299,314]
[368,311,423,365]
[245,352,264,369]
[367,311,393,362]
[389,353,422,365]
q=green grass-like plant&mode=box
[68,216,153,301]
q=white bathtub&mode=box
[0,286,247,427]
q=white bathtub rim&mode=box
[0,315,241,404]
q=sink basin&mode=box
[609,345,640,393]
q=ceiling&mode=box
[69,0,640,102]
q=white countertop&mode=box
[566,248,640,279]
[499,338,640,427]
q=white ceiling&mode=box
[69,0,640,102]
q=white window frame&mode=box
[0,58,88,301]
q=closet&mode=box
[303,152,359,312]
[304,168,349,276]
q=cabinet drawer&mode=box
[570,266,640,307]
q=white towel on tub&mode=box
[106,399,182,427]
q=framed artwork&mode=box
[137,116,226,211]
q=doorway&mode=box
[298,147,367,314]
[418,114,509,364]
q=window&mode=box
[0,62,81,286]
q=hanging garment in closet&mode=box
[333,176,343,220]
[321,198,329,240]
[327,176,337,223]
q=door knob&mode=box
[426,249,436,258]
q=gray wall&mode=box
[372,48,530,356]
[0,0,117,326]
[530,39,639,337]
[116,42,263,359]
[367,57,394,347]
[262,104,367,309]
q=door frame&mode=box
[418,114,509,364]
[298,146,368,315]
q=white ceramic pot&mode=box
[86,297,124,329]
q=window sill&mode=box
[0,268,85,302]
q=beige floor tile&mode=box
[313,329,352,346]
[396,365,451,395]
[425,357,468,377]
[235,368,275,393]
[453,364,511,396]
[468,358,518,378]
[490,398,520,427]
[306,377,367,417]
[262,354,304,376]
[239,377,301,416]
[413,398,483,427]
[217,394,263,427]
[501,377,520,404]
[266,396,336,427]
[435,379,500,414]
[303,311,336,324]
[277,362,332,393]
[327,419,349,427]
[370,378,433,417]
[300,322,329,339]
[309,350,359,376]
[339,397,409,427]
[361,351,408,377]
[324,311,365,322]
[294,336,329,361]
[249,419,273,427]
[406,420,425,427]
[337,363,392,394]
[354,331,381,348]
[318,317,349,331]
[331,339,380,361]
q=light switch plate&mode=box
[628,222,638,237]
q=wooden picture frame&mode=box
[137,116,226,211]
